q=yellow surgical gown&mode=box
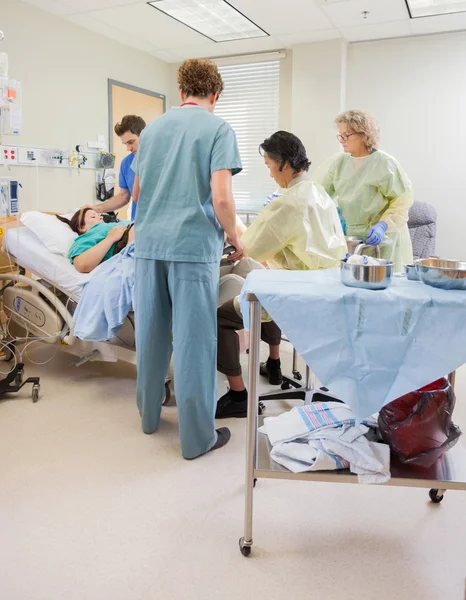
[313,150,413,271]
[242,176,347,270]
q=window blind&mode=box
[215,60,280,214]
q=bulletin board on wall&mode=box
[108,80,166,218]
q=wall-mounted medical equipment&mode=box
[0,52,22,143]
[0,177,19,216]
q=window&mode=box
[215,60,280,215]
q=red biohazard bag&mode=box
[378,378,462,468]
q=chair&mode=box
[408,201,437,260]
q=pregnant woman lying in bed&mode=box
[56,208,134,273]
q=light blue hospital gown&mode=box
[133,106,242,459]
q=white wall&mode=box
[1,0,170,213]
[347,33,466,259]
[291,40,347,169]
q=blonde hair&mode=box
[177,59,224,99]
[335,110,380,150]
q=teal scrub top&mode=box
[133,106,242,264]
[69,221,130,264]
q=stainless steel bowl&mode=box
[341,259,394,290]
[345,236,364,255]
[414,258,466,290]
[405,264,420,281]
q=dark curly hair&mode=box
[259,131,311,173]
[114,115,146,137]
[177,58,224,99]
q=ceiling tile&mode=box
[277,28,342,46]
[227,0,334,34]
[90,3,208,49]
[409,11,466,34]
[21,0,77,16]
[320,0,409,28]
[59,0,147,12]
[341,19,411,42]
[66,12,161,53]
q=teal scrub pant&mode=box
[134,258,219,459]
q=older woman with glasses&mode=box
[313,110,413,270]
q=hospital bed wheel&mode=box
[293,370,302,381]
[32,384,40,403]
[239,538,251,557]
[162,382,171,406]
[15,368,24,387]
[429,488,444,504]
[258,401,265,415]
[5,342,16,362]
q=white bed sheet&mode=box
[4,227,92,298]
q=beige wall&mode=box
[290,40,347,169]
[1,0,170,213]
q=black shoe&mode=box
[215,390,248,419]
[185,427,231,460]
[260,358,283,386]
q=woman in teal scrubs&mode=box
[132,59,244,460]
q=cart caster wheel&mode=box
[281,382,291,390]
[32,384,40,403]
[293,371,302,381]
[239,538,251,557]
[5,343,16,363]
[162,382,171,406]
[429,488,444,503]
[258,401,265,415]
[15,368,24,387]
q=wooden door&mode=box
[108,80,165,218]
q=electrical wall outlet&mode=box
[1,146,18,164]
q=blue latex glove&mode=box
[366,222,388,246]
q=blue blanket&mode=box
[73,242,135,341]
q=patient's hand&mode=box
[106,225,127,243]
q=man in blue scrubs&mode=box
[133,59,244,460]
[86,115,145,220]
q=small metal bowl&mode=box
[414,258,466,291]
[405,264,420,281]
[341,259,394,290]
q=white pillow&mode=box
[20,211,78,257]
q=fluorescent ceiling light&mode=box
[406,0,466,18]
[148,0,268,42]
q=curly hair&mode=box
[259,131,311,173]
[335,110,380,150]
[177,59,224,99]
[114,115,146,137]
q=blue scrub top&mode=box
[119,153,137,221]
[133,106,242,263]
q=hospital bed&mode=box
[0,226,172,402]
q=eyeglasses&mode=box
[337,133,358,142]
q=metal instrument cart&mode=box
[239,294,466,557]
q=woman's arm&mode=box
[378,162,413,232]
[73,226,127,273]
[242,198,299,263]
